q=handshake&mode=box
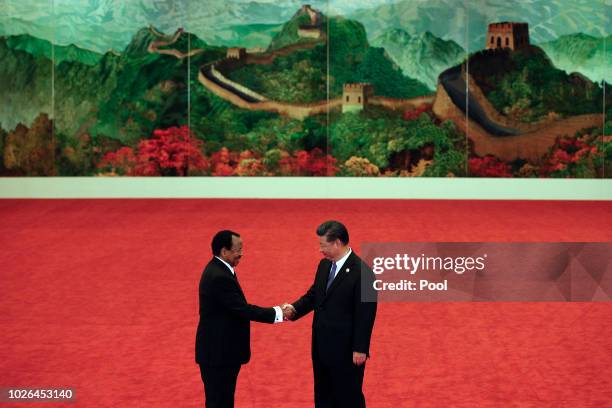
[280,303,296,321]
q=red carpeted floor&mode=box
[0,199,611,408]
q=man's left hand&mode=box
[353,352,367,366]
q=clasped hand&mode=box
[281,303,296,321]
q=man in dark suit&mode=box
[283,221,377,408]
[195,230,287,408]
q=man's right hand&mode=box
[282,303,296,321]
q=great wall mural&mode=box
[0,0,609,177]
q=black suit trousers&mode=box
[313,357,366,408]
[199,364,241,408]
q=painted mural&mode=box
[0,0,609,177]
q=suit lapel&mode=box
[317,260,331,295]
[213,256,235,278]
[213,257,242,292]
[324,251,357,299]
[213,257,246,301]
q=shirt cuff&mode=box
[273,306,283,323]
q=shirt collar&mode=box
[334,247,352,272]
[215,256,235,275]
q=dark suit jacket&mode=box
[292,251,377,365]
[195,257,276,366]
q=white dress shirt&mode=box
[330,247,352,282]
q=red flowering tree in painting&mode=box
[468,155,512,177]
[99,129,340,176]
[98,126,208,176]
[98,147,138,175]
[209,147,239,176]
[207,147,339,176]
[279,148,338,176]
[539,136,600,178]
[403,104,433,121]
[136,126,208,176]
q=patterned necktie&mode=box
[326,261,337,292]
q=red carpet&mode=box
[0,199,611,407]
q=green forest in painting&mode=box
[0,0,610,177]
